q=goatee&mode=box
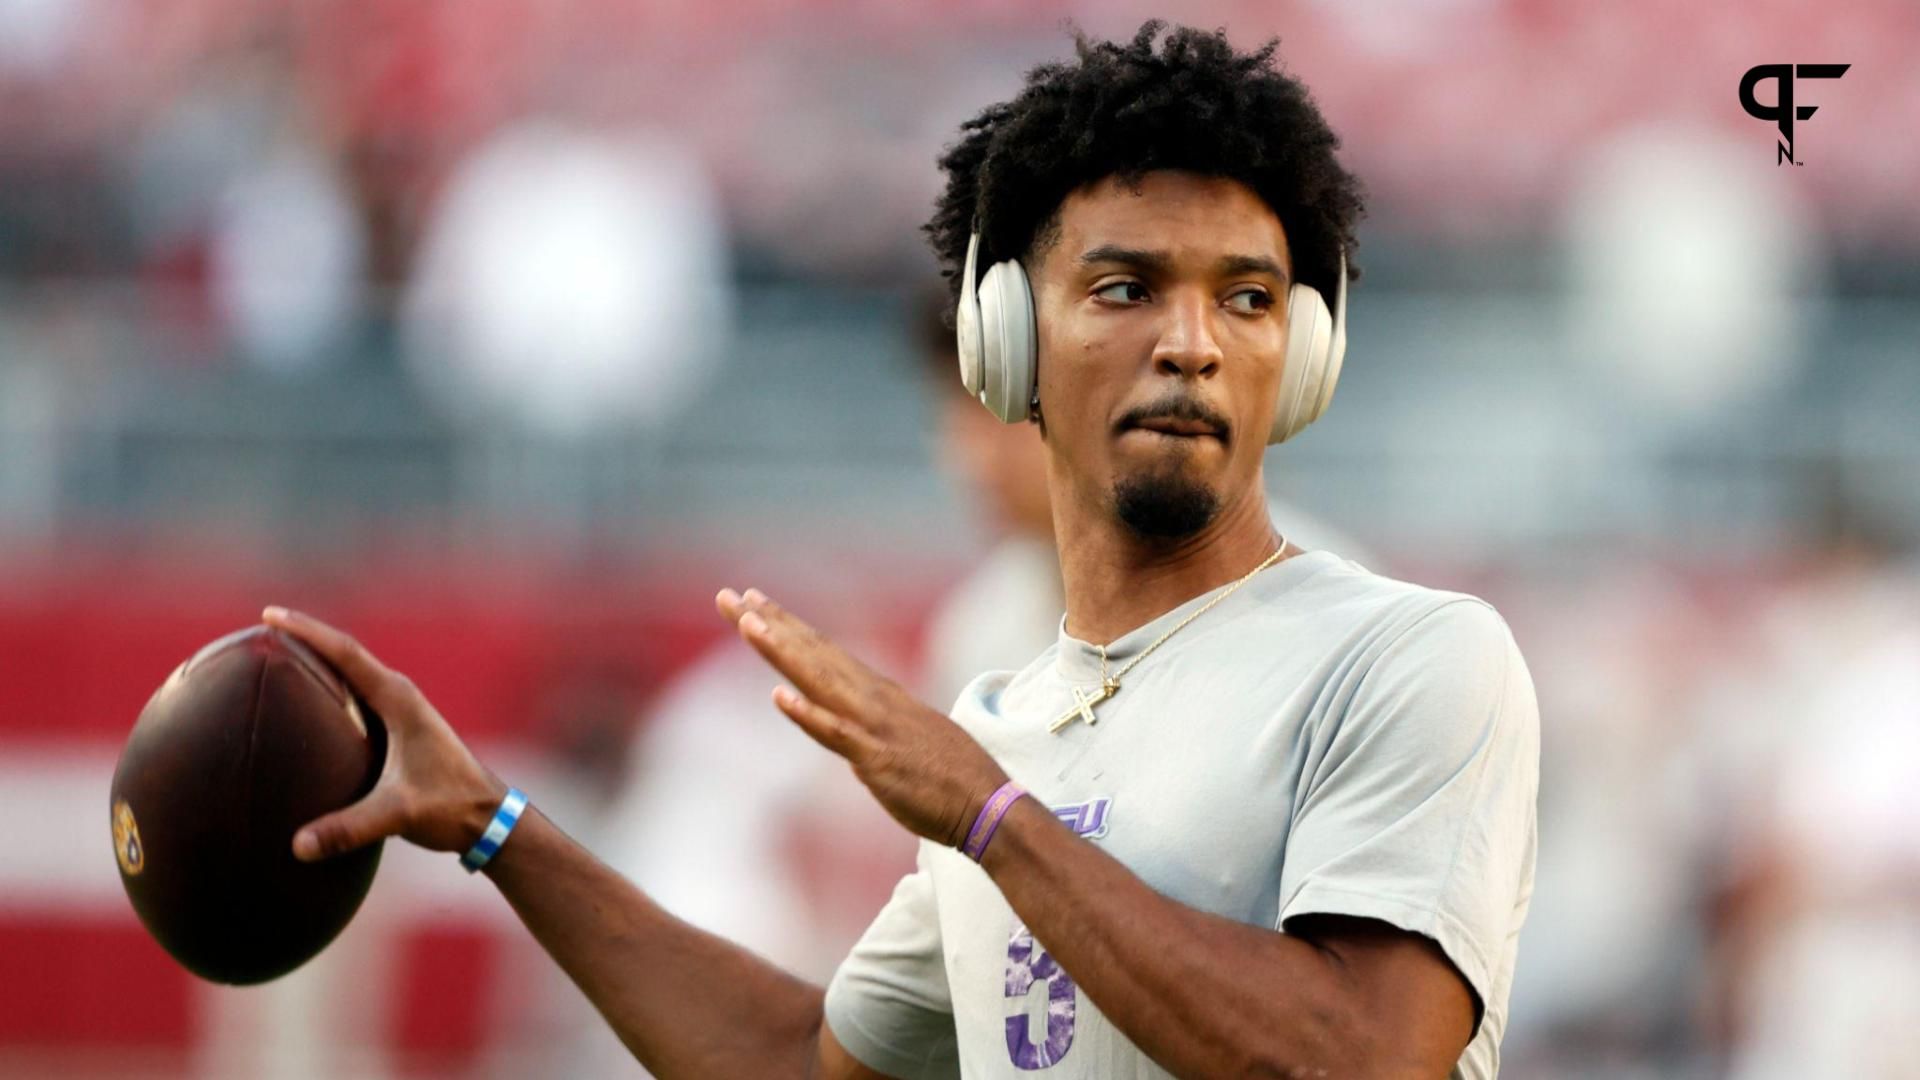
[1112,466,1219,540]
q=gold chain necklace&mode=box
[1049,535,1289,735]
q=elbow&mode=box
[1230,1053,1358,1080]
[1237,1032,1445,1080]
[1234,1045,1396,1080]
[1233,996,1380,1080]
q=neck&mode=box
[1052,475,1288,645]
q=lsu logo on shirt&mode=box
[1051,796,1111,839]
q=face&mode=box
[1026,171,1292,541]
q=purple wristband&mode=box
[961,781,1028,862]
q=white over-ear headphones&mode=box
[954,230,1347,444]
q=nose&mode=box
[1150,289,1223,380]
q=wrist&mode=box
[479,802,537,881]
[977,795,1044,875]
[460,773,512,849]
[959,779,1028,863]
[459,782,526,873]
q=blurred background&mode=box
[2,0,1917,1077]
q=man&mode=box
[266,23,1538,1079]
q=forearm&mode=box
[483,807,826,1079]
[980,798,1364,1079]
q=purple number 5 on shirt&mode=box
[1004,923,1077,1069]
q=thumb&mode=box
[293,785,407,862]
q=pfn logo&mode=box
[1740,64,1849,165]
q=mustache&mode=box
[1115,396,1233,442]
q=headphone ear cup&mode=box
[1270,282,1334,444]
[1309,292,1346,423]
[976,259,1036,423]
[1302,256,1348,432]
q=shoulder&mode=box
[1256,555,1536,752]
[1263,551,1521,665]
[1310,564,1536,765]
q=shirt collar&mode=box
[1052,549,1334,684]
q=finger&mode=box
[740,589,801,632]
[715,588,746,623]
[735,594,874,706]
[771,685,875,760]
[738,611,863,715]
[292,784,408,862]
[743,593,865,677]
[262,606,405,713]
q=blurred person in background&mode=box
[911,283,1066,709]
[554,626,915,1077]
[260,23,1537,1079]
[1693,498,1920,1080]
[402,120,732,440]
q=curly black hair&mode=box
[927,21,1364,309]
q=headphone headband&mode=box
[956,232,986,397]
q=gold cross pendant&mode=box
[1049,679,1118,734]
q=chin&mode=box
[1111,466,1221,540]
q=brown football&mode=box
[109,625,386,984]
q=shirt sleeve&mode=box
[824,842,960,1079]
[1276,598,1539,1040]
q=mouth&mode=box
[1126,418,1224,442]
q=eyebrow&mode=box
[1076,245,1170,275]
[1076,245,1289,284]
[1216,253,1289,283]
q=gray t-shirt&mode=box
[825,550,1539,1079]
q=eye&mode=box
[1094,281,1149,304]
[1224,287,1273,314]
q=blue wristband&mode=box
[461,787,528,873]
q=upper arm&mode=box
[1288,914,1477,1078]
[1278,599,1539,1053]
